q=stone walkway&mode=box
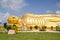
[0,30,60,33]
[18,30,60,33]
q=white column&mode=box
[23,24,26,31]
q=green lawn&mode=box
[0,32,60,40]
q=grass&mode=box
[0,32,60,40]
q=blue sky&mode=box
[21,0,57,14]
[0,0,60,23]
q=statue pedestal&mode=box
[8,30,16,34]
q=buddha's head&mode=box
[8,16,19,24]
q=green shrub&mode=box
[4,23,16,31]
[4,23,7,29]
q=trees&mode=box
[4,23,7,29]
[4,23,11,31]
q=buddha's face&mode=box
[8,16,19,24]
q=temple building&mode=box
[7,13,60,31]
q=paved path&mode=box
[18,31,60,33]
[0,30,60,33]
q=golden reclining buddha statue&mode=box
[8,13,60,26]
[21,13,60,26]
[7,13,60,31]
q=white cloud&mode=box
[3,12,10,20]
[0,0,27,11]
[0,12,10,23]
[46,10,52,13]
[56,10,60,14]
